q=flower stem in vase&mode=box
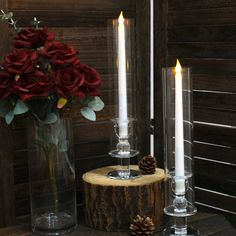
[46,145,59,213]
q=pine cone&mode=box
[138,155,157,174]
[130,214,155,235]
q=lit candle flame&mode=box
[175,59,182,75]
[118,11,124,24]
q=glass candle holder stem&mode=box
[174,216,187,235]
[116,136,131,179]
[117,156,130,179]
[117,136,130,154]
[173,189,188,235]
[108,118,139,180]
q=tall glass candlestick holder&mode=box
[162,64,199,235]
[108,118,140,180]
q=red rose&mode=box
[80,64,101,96]
[14,70,53,101]
[0,70,14,99]
[14,27,55,49]
[3,49,37,75]
[55,66,85,98]
[40,41,80,66]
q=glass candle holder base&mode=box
[164,205,197,217]
[32,212,77,235]
[163,226,199,236]
[109,149,139,158]
[107,169,140,180]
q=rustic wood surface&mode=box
[0,212,235,235]
[83,165,165,231]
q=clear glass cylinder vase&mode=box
[27,117,77,235]
[162,64,198,235]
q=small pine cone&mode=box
[130,214,155,235]
[138,155,157,174]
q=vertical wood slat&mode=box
[0,0,16,227]
[0,123,15,226]
[135,0,151,158]
[154,0,168,168]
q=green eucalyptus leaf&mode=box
[43,112,58,124]
[80,97,93,106]
[80,107,96,121]
[5,110,14,124]
[14,100,29,115]
[88,97,104,112]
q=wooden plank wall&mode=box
[155,0,236,222]
[0,0,150,226]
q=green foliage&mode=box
[80,96,104,121]
[43,112,58,124]
[88,96,104,112]
[5,110,14,124]
[26,95,57,122]
[0,99,29,124]
[80,107,96,121]
[14,100,29,115]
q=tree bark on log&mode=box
[83,165,165,232]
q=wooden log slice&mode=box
[82,165,165,232]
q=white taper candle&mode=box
[118,12,128,137]
[175,59,185,193]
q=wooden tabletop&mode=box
[0,212,235,236]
